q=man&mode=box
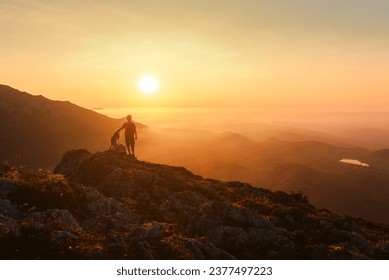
[116,115,137,158]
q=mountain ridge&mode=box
[141,131,389,223]
[1,148,388,259]
[0,84,146,168]
[2,84,389,227]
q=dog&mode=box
[110,130,120,149]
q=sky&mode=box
[1,0,389,111]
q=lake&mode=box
[339,159,369,167]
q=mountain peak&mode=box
[54,148,203,198]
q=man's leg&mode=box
[125,136,132,156]
[130,142,135,157]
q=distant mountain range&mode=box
[0,84,145,168]
[140,130,389,224]
[1,84,389,225]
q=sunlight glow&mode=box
[138,76,159,95]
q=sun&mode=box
[138,75,159,95]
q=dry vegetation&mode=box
[1,149,389,259]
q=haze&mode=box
[1,0,389,111]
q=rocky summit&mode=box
[1,148,389,260]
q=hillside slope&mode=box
[0,84,145,168]
[1,148,388,259]
[141,132,389,224]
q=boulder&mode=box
[27,209,81,232]
[0,198,21,218]
[104,230,125,258]
[0,213,20,239]
[54,149,91,179]
[206,226,249,257]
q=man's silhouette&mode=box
[116,115,137,158]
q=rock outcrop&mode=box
[0,149,388,259]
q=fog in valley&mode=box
[97,107,389,223]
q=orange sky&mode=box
[1,0,388,111]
